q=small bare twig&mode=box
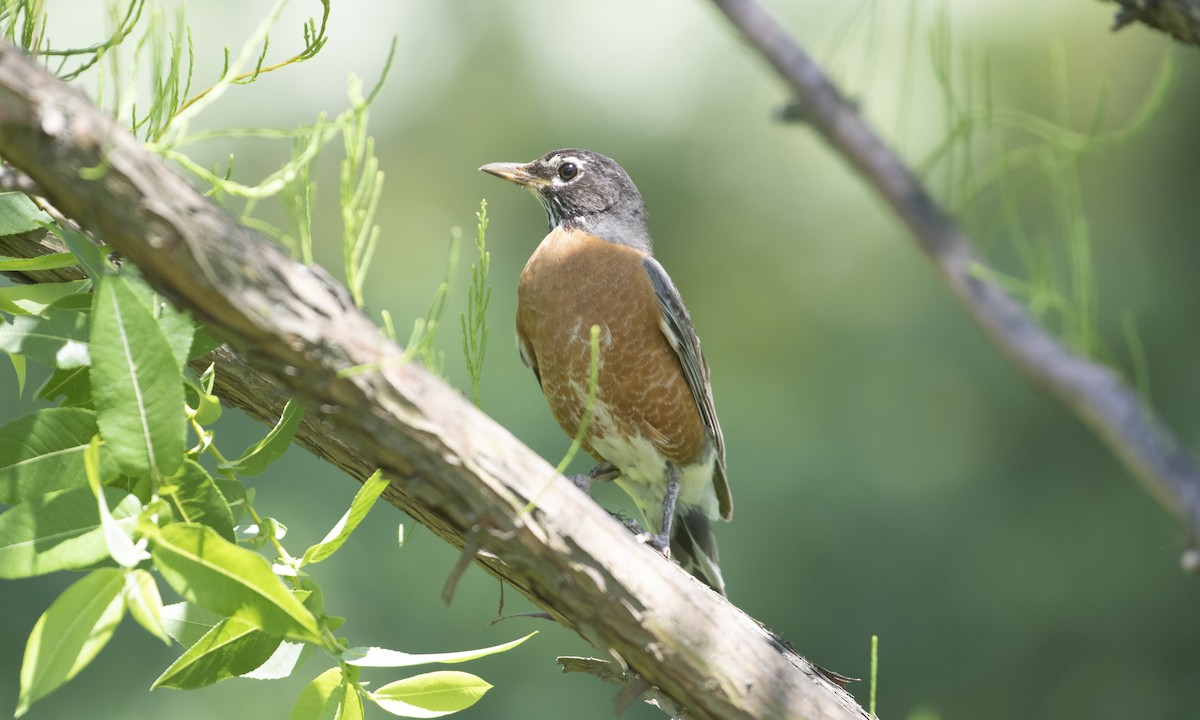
[559,657,688,719]
[708,0,1200,570]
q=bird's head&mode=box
[480,148,650,250]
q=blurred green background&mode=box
[3,1,1200,719]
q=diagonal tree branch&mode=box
[0,42,869,720]
[708,0,1200,570]
[1101,0,1200,46]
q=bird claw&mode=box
[632,530,671,559]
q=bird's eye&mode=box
[558,162,578,181]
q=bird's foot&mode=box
[568,462,619,493]
[627,524,670,559]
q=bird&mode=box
[480,148,732,595]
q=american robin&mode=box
[480,148,732,595]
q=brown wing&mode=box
[515,326,541,387]
[642,257,732,521]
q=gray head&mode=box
[480,148,652,252]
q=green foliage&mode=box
[0,2,529,717]
[16,568,126,718]
[828,0,1175,389]
[404,227,461,376]
[460,200,492,407]
[869,634,879,719]
[341,75,385,309]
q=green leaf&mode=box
[368,671,491,718]
[222,397,304,477]
[0,251,80,272]
[212,474,247,525]
[189,326,224,359]
[0,280,90,316]
[151,615,282,690]
[125,568,172,645]
[301,470,388,567]
[16,568,125,717]
[0,191,52,234]
[344,632,536,668]
[148,295,194,368]
[9,350,26,396]
[292,668,364,720]
[0,307,90,368]
[0,487,140,579]
[85,436,150,568]
[187,368,223,425]
[0,407,107,504]
[242,640,310,680]
[119,270,195,366]
[57,227,110,279]
[37,366,92,407]
[162,459,236,541]
[160,601,224,647]
[90,273,185,479]
[148,523,323,643]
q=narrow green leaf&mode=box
[16,568,125,717]
[151,615,282,690]
[0,487,139,579]
[337,682,366,720]
[90,273,185,479]
[120,272,195,367]
[0,252,80,272]
[344,632,536,668]
[222,397,303,477]
[124,569,171,645]
[9,350,26,396]
[189,326,224,360]
[148,523,323,643]
[163,459,236,541]
[242,640,309,680]
[37,366,92,407]
[369,671,491,718]
[85,436,150,568]
[0,308,89,369]
[213,474,247,525]
[160,601,224,648]
[0,280,90,316]
[57,227,109,279]
[0,191,51,234]
[301,470,388,567]
[291,667,348,720]
[0,407,106,504]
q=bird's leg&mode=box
[568,461,619,493]
[646,463,681,558]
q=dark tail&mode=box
[671,509,726,596]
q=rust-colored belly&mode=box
[516,228,705,466]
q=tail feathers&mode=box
[670,509,726,596]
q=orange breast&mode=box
[517,228,706,466]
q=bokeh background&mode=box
[3,1,1200,719]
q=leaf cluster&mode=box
[0,1,517,718]
[0,210,530,718]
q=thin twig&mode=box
[708,0,1200,569]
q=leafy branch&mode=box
[709,0,1200,566]
[460,200,491,407]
